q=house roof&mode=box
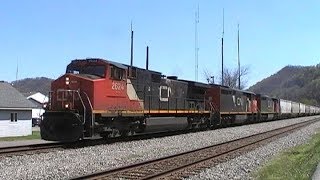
[27,92,49,104]
[28,98,43,108]
[0,82,36,109]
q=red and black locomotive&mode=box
[40,58,320,141]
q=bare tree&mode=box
[203,69,215,84]
[203,65,250,90]
[223,68,237,88]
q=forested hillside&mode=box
[249,64,320,105]
[11,77,53,96]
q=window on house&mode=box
[10,113,17,122]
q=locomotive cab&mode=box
[41,59,114,141]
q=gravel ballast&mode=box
[187,119,320,180]
[0,116,319,179]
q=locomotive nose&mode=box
[40,111,83,142]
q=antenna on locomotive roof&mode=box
[221,8,224,86]
[130,21,134,67]
[146,46,149,70]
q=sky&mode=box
[1,0,320,87]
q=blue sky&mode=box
[1,0,320,87]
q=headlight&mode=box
[65,104,69,109]
[65,77,70,85]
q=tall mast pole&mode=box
[221,9,224,86]
[237,23,240,89]
[195,4,199,81]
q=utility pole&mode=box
[221,9,224,86]
[237,23,240,89]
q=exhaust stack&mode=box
[130,23,134,67]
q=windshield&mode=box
[67,65,106,77]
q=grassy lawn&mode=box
[254,132,320,180]
[0,131,41,141]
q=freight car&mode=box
[40,58,320,142]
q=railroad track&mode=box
[0,129,197,157]
[72,118,319,180]
[0,142,67,157]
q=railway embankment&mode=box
[253,131,320,180]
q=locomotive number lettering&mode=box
[112,82,124,91]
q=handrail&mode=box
[82,92,93,112]
[209,102,214,111]
[47,91,53,110]
[75,90,86,125]
[82,92,94,135]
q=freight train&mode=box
[40,58,320,141]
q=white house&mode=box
[0,82,36,137]
[27,92,48,119]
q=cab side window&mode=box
[110,66,125,80]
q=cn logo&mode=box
[159,86,171,102]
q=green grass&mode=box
[254,132,320,180]
[0,131,41,141]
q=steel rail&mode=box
[0,142,67,156]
